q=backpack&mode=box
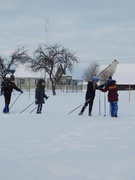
[1,78,12,93]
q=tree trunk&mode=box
[52,84,56,95]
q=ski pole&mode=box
[29,106,37,114]
[20,101,35,114]
[99,90,101,116]
[9,93,22,110]
[67,99,90,115]
[104,92,106,116]
[29,97,49,114]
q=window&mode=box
[21,79,25,85]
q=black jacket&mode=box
[85,81,98,100]
[35,83,48,104]
[1,78,22,95]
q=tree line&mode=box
[0,44,78,95]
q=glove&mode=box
[98,84,104,89]
[44,95,49,99]
[20,90,23,94]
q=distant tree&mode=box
[31,44,79,95]
[82,61,100,81]
[0,45,31,78]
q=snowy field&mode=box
[0,89,135,180]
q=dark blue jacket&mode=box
[35,83,48,104]
[1,78,21,95]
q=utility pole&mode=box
[43,18,49,87]
[44,18,49,45]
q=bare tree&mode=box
[0,56,6,77]
[31,44,78,95]
[0,45,31,78]
[82,61,100,81]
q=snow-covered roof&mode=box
[14,64,45,78]
[14,63,135,84]
[100,64,135,84]
[113,64,135,84]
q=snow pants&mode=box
[3,92,12,113]
[110,101,118,117]
[80,98,94,116]
[37,104,43,114]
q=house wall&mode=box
[15,78,40,90]
[118,84,135,91]
[0,77,83,93]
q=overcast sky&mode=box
[0,0,135,78]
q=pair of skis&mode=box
[8,93,37,114]
[67,99,90,115]
[67,93,107,116]
[0,92,37,114]
[20,96,49,114]
[20,101,37,114]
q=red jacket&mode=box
[100,83,118,102]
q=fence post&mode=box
[129,83,131,102]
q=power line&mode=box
[79,57,135,64]
[44,18,50,45]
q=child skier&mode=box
[1,75,23,113]
[99,79,119,117]
[35,79,48,114]
[79,77,99,116]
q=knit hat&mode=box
[92,77,99,82]
[10,75,15,81]
[38,79,45,84]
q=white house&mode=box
[13,64,83,92]
[13,64,45,90]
